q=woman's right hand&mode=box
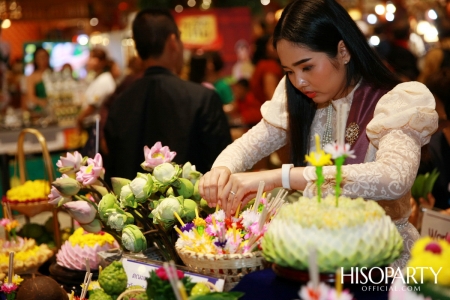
[199,166,232,209]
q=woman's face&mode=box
[35,50,49,70]
[277,39,350,103]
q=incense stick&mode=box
[253,181,265,212]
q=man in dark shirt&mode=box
[104,8,231,180]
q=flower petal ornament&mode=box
[304,134,332,202]
[141,142,177,171]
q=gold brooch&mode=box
[345,122,359,145]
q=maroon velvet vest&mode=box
[344,81,391,165]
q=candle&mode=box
[8,252,14,283]
[336,268,342,296]
[178,281,189,300]
[195,208,199,219]
[215,203,219,212]
[173,211,185,226]
[232,223,237,243]
[315,134,321,152]
[174,226,188,239]
[211,216,218,230]
[234,203,241,218]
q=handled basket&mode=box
[176,245,265,291]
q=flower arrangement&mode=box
[49,142,206,261]
[146,263,244,300]
[0,252,23,300]
[0,218,19,242]
[0,274,23,300]
[174,187,287,255]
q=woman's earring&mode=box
[344,60,348,64]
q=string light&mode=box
[261,0,270,5]
[375,5,385,15]
[175,5,183,13]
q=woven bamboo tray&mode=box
[176,245,264,291]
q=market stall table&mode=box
[231,268,390,300]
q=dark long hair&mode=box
[273,0,400,166]
[33,47,50,71]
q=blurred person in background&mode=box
[206,51,234,105]
[188,50,234,105]
[0,21,10,112]
[99,55,145,169]
[232,39,254,81]
[418,18,450,83]
[77,47,116,127]
[105,8,231,180]
[188,50,214,89]
[250,34,283,110]
[7,58,24,110]
[249,34,286,168]
[382,18,419,82]
[24,47,51,112]
[232,78,262,128]
[77,47,116,157]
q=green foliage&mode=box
[89,289,113,300]
[411,169,440,201]
[190,292,245,300]
[98,261,128,295]
[146,270,195,300]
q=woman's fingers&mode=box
[199,167,231,208]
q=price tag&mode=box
[421,209,450,238]
[121,258,225,292]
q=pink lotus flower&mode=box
[56,151,83,174]
[76,153,104,185]
[0,218,10,227]
[1,282,18,294]
[141,142,176,171]
[48,186,72,206]
[63,201,96,224]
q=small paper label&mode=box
[122,258,225,292]
[421,209,450,239]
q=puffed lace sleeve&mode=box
[366,81,438,147]
[303,81,439,200]
[212,77,288,173]
[260,76,289,130]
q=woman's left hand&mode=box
[220,169,282,216]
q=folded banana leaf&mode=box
[411,168,440,201]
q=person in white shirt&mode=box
[77,47,116,130]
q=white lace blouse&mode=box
[213,77,438,268]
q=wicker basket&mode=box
[117,288,146,300]
[176,245,265,291]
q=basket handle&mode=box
[16,128,61,248]
[17,128,55,184]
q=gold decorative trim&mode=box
[345,122,359,145]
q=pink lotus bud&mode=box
[63,201,96,224]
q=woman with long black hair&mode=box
[199,0,438,269]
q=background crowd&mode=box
[0,1,449,227]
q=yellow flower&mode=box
[305,150,332,167]
[4,274,24,285]
[5,220,19,232]
[193,217,206,228]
